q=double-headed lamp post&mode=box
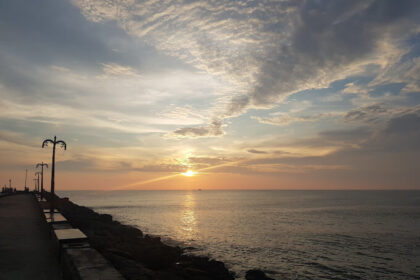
[35,172,41,193]
[36,162,48,199]
[42,136,66,210]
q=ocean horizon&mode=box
[58,190,420,279]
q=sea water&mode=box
[58,190,420,279]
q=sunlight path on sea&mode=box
[179,192,197,243]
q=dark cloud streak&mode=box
[172,120,224,138]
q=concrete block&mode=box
[62,247,125,280]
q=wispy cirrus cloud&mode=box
[71,0,420,132]
[252,112,338,126]
[345,104,420,123]
[101,63,140,77]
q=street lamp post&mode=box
[25,169,27,191]
[42,136,66,211]
[36,162,48,199]
[35,172,41,193]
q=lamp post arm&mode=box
[56,140,67,150]
[42,139,54,148]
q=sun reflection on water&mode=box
[180,192,197,242]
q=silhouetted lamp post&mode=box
[25,169,27,191]
[42,136,66,210]
[36,162,48,199]
[33,178,38,192]
[35,172,41,193]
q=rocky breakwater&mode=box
[50,194,235,280]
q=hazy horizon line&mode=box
[57,188,420,192]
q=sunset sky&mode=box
[1,0,419,190]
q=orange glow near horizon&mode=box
[115,159,249,190]
[4,151,417,191]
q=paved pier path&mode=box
[0,194,62,280]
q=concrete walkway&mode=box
[0,194,63,280]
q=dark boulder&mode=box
[245,269,275,280]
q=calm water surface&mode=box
[58,190,420,279]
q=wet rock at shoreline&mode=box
[245,269,275,280]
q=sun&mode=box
[182,170,197,177]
